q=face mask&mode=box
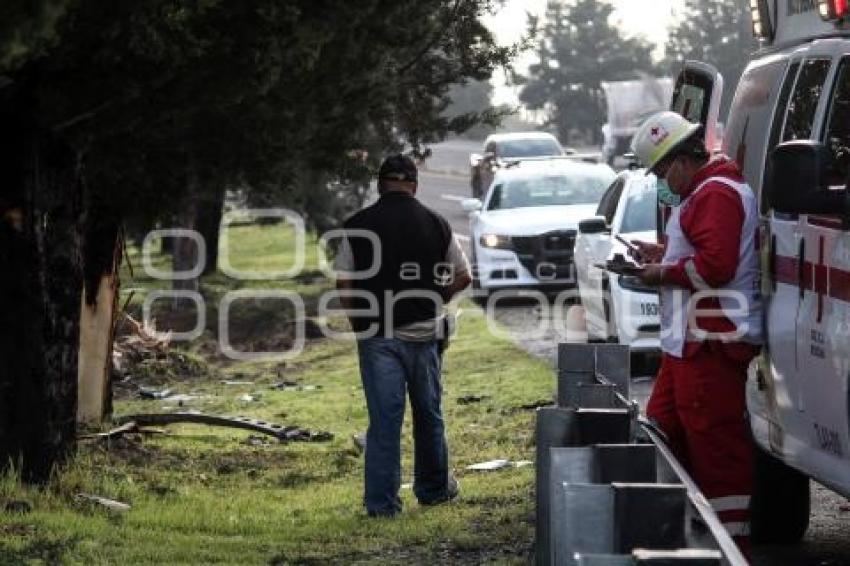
[656,178,681,206]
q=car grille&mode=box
[512,230,577,282]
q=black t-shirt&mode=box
[343,192,452,335]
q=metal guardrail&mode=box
[535,343,748,566]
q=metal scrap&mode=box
[113,412,333,443]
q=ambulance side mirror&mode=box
[767,141,850,219]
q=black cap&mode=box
[378,154,418,183]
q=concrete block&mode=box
[576,409,631,445]
[593,444,657,484]
[536,407,580,566]
[578,384,618,409]
[554,483,615,564]
[549,448,594,564]
[612,483,687,553]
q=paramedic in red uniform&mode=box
[630,111,764,556]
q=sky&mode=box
[486,0,680,105]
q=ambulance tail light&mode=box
[750,0,774,40]
[819,0,849,21]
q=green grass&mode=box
[0,222,554,565]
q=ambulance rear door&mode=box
[669,61,724,151]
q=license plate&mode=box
[640,303,659,316]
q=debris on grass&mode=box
[352,433,366,454]
[222,380,255,386]
[113,314,212,389]
[465,459,534,472]
[113,412,333,443]
[139,387,172,400]
[457,395,490,405]
[74,494,131,513]
[466,459,511,471]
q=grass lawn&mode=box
[0,223,554,565]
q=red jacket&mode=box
[661,157,760,360]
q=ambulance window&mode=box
[782,59,831,142]
[823,58,850,187]
[763,61,800,211]
[671,72,713,127]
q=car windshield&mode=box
[618,178,657,234]
[498,139,562,158]
[487,172,612,211]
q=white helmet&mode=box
[631,111,701,174]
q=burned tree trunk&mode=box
[0,130,84,483]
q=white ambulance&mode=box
[668,0,850,544]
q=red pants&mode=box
[647,343,754,555]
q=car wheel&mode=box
[750,448,810,544]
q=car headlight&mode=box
[479,234,512,250]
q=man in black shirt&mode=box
[335,154,471,517]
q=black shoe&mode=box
[420,477,459,506]
[367,508,400,518]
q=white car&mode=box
[462,158,616,294]
[469,132,566,198]
[573,169,660,358]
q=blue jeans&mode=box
[356,336,450,515]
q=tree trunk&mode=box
[173,170,200,294]
[196,184,225,276]
[0,133,84,483]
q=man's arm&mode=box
[443,271,472,301]
[443,235,472,301]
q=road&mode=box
[419,140,850,566]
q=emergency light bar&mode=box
[819,0,849,21]
[750,0,774,40]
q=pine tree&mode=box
[518,0,656,143]
[664,0,758,116]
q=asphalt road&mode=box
[419,141,850,566]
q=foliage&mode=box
[4,1,519,231]
[663,0,758,117]
[518,0,656,143]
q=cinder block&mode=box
[578,384,618,409]
[549,448,594,564]
[536,407,579,566]
[557,343,630,407]
[612,483,687,553]
[554,483,615,564]
[576,409,631,445]
[593,444,657,484]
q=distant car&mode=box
[469,132,566,198]
[573,169,660,358]
[462,158,616,294]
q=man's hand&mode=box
[629,240,664,264]
[637,264,665,287]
